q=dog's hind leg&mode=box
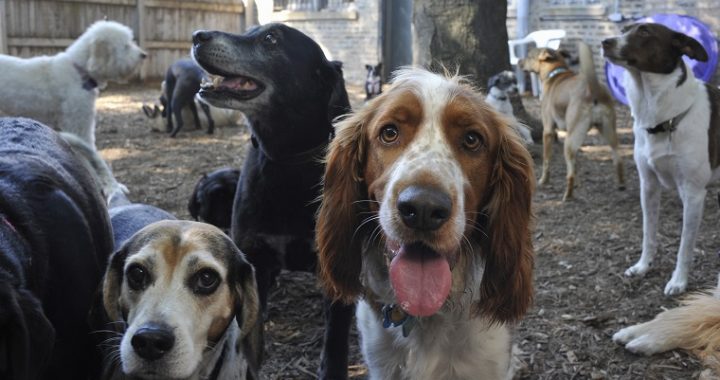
[318,299,354,380]
[164,73,176,134]
[188,100,203,130]
[539,113,555,186]
[665,186,707,295]
[627,166,662,278]
[562,114,592,201]
[199,101,214,134]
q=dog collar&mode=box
[488,93,508,101]
[381,303,416,337]
[73,63,98,91]
[546,67,570,81]
[251,132,331,165]
[647,107,691,135]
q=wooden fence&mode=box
[0,0,245,80]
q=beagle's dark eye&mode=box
[379,124,399,144]
[126,264,150,291]
[462,131,483,151]
[191,269,220,295]
[264,33,277,45]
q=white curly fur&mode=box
[0,20,146,147]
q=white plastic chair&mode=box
[508,29,566,96]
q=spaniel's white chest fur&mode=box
[356,300,512,380]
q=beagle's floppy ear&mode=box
[673,32,708,62]
[316,103,372,303]
[228,247,259,339]
[476,123,535,324]
[102,243,131,322]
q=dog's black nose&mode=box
[193,30,215,44]
[131,324,175,361]
[140,51,147,59]
[601,39,615,49]
[397,186,452,231]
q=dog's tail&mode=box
[59,132,129,203]
[578,41,602,101]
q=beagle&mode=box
[99,220,261,380]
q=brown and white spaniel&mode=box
[317,68,535,380]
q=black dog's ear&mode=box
[0,284,55,380]
[365,64,372,70]
[673,32,708,62]
[487,76,498,89]
[376,63,382,71]
[188,174,207,221]
[102,244,131,322]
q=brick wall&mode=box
[508,0,720,86]
[255,0,381,86]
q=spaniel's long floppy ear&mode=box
[477,124,535,324]
[316,105,371,303]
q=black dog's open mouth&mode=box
[200,73,265,101]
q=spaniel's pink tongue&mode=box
[389,243,451,317]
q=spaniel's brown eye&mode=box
[379,125,399,144]
[462,132,483,151]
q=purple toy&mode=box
[604,14,719,105]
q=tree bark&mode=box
[412,0,541,136]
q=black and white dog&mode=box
[486,70,534,145]
[602,23,720,296]
[192,24,354,379]
[364,63,382,101]
[0,118,113,379]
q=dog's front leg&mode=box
[539,114,555,185]
[665,187,706,295]
[318,298,354,380]
[627,168,662,278]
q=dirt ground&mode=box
[96,82,720,380]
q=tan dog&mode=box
[520,42,625,200]
[99,220,261,380]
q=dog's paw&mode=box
[623,335,668,356]
[625,263,649,277]
[664,276,687,296]
[613,326,666,355]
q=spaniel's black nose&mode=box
[131,324,175,361]
[397,186,452,231]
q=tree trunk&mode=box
[412,0,541,136]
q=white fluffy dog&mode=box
[0,20,146,147]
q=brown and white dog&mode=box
[602,23,720,296]
[316,68,535,380]
[520,42,625,200]
[99,220,261,380]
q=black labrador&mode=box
[0,118,113,380]
[161,58,214,137]
[192,24,353,379]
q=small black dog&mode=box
[188,167,240,232]
[0,118,113,379]
[193,24,354,379]
[159,58,214,137]
[364,63,382,100]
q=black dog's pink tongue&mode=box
[389,243,451,317]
